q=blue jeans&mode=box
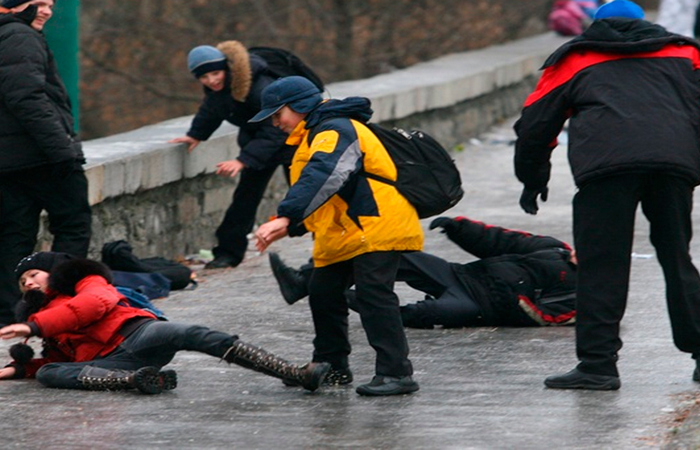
[36,321,237,389]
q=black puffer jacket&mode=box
[514,18,700,189]
[442,217,576,327]
[186,40,293,170]
[0,10,83,174]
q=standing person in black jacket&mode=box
[169,41,295,269]
[0,0,91,327]
[514,0,700,390]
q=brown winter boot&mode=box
[221,340,330,391]
[77,366,177,395]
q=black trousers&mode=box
[398,252,481,328]
[308,251,413,377]
[573,174,700,376]
[35,321,236,389]
[0,165,91,324]
[212,164,289,264]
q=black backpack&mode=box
[363,123,464,219]
[248,46,324,91]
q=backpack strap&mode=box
[305,118,394,186]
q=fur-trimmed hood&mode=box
[49,258,114,297]
[216,40,266,102]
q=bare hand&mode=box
[0,367,17,379]
[216,159,246,178]
[0,323,31,340]
[168,136,200,153]
[255,217,290,252]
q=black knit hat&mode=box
[15,252,73,279]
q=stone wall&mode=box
[38,32,569,260]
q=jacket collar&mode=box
[543,18,700,68]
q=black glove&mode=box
[519,187,548,215]
[429,216,455,234]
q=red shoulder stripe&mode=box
[524,45,700,107]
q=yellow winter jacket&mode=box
[277,97,423,267]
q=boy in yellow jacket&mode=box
[252,76,423,396]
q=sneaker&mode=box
[544,368,620,391]
[284,366,353,387]
[269,253,308,305]
[133,367,178,395]
[356,375,419,396]
[205,255,240,269]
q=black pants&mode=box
[398,252,481,328]
[573,174,700,377]
[0,165,91,324]
[212,164,289,264]
[36,321,237,389]
[308,251,413,377]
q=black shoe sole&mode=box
[356,383,420,396]
[544,378,620,391]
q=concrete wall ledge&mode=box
[83,32,567,206]
[73,31,569,258]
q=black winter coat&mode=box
[0,11,83,174]
[443,217,576,327]
[187,50,293,170]
[514,18,700,190]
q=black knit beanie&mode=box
[15,252,73,279]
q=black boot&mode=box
[269,253,310,305]
[77,366,177,395]
[222,340,330,391]
[693,359,700,382]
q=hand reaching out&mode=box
[0,323,31,340]
[0,367,16,379]
[216,159,246,178]
[255,217,290,252]
[168,136,201,153]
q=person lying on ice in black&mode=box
[268,216,577,329]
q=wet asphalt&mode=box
[1,118,699,449]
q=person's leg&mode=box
[353,251,412,376]
[352,251,419,396]
[35,353,176,394]
[125,320,329,391]
[545,175,639,390]
[640,175,700,375]
[398,252,482,328]
[269,253,312,305]
[0,174,42,324]
[40,167,92,257]
[210,165,277,268]
[308,260,353,370]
